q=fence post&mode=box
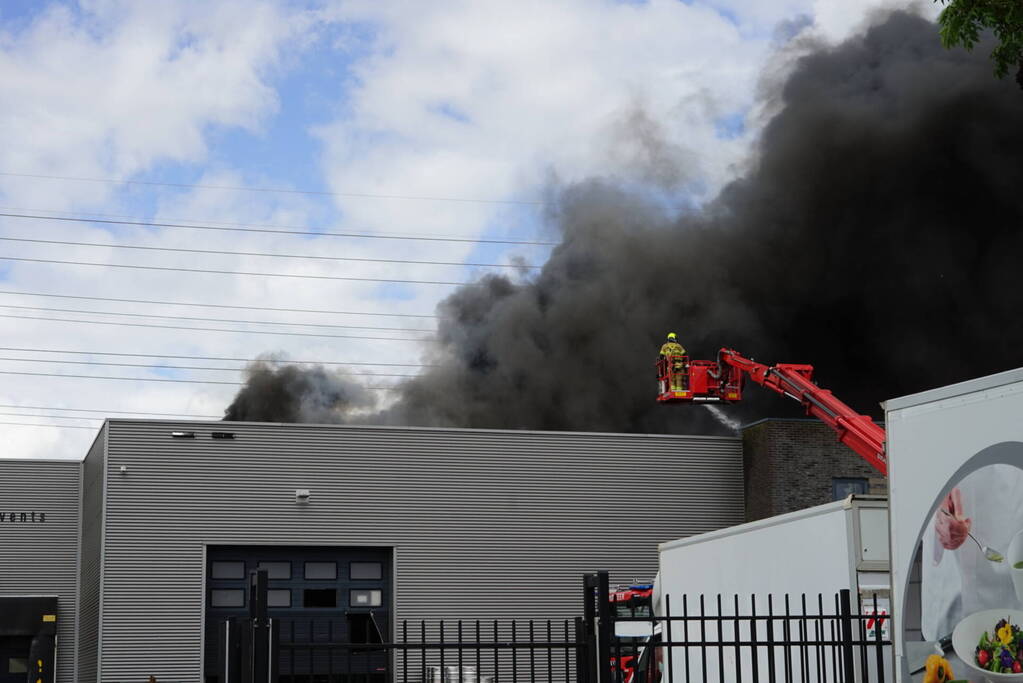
[596,571,612,683]
[838,589,855,683]
[582,573,601,683]
[576,616,590,683]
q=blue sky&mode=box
[0,0,932,458]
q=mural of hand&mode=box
[935,487,971,550]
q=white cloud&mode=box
[0,0,312,209]
[0,0,935,459]
[0,1,330,458]
[316,0,769,226]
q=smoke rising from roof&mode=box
[224,359,374,423]
[225,11,1023,433]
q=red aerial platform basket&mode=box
[656,355,743,403]
[655,346,887,475]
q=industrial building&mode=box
[1,419,748,683]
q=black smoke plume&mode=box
[224,360,373,423]
[225,11,1023,433]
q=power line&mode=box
[0,211,557,246]
[0,313,439,341]
[0,235,541,270]
[0,289,438,319]
[0,369,401,389]
[0,255,467,286]
[0,356,417,377]
[0,411,99,421]
[0,421,96,430]
[0,403,221,419]
[0,303,434,333]
[0,369,241,385]
[0,346,435,368]
[0,171,545,206]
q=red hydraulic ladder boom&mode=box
[657,347,887,475]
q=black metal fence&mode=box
[218,570,891,683]
[276,617,586,683]
[586,571,893,683]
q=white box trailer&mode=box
[883,367,1023,682]
[657,495,890,608]
[644,495,890,682]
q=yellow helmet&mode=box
[667,332,677,341]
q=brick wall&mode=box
[741,418,887,521]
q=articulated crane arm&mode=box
[657,348,887,475]
[718,348,887,475]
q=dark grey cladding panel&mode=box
[99,420,744,682]
[77,425,106,683]
[0,457,82,683]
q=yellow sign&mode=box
[42,614,56,622]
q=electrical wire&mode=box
[0,235,541,270]
[0,171,545,206]
[0,421,96,430]
[0,346,435,368]
[0,313,439,341]
[0,356,417,377]
[0,369,400,389]
[0,211,557,246]
[0,411,100,421]
[0,303,434,333]
[0,404,221,419]
[0,289,438,318]
[0,255,467,286]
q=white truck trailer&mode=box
[637,495,890,682]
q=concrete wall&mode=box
[90,419,745,683]
[0,458,81,683]
[742,418,887,521]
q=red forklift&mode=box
[609,583,654,682]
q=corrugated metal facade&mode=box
[90,419,744,682]
[0,458,81,683]
[76,426,106,683]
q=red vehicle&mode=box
[609,584,654,683]
[656,348,886,474]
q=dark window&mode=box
[211,561,245,579]
[257,561,291,579]
[304,561,337,580]
[347,613,383,644]
[350,561,382,580]
[8,658,28,674]
[267,589,291,608]
[349,589,382,607]
[210,589,245,608]
[833,477,869,501]
[303,589,337,608]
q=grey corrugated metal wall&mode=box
[0,458,81,683]
[96,419,744,682]
[77,426,106,683]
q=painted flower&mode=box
[998,624,1015,646]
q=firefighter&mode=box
[659,332,687,391]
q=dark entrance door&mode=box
[0,637,31,683]
[204,546,392,683]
